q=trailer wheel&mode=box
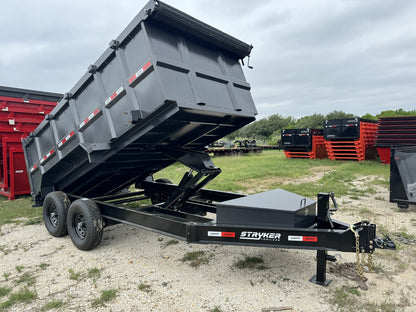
[43,191,70,237]
[67,199,103,251]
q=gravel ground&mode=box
[1,180,415,312]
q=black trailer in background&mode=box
[390,146,416,208]
[22,0,394,286]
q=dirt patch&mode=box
[243,167,335,194]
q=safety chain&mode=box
[367,252,373,272]
[350,224,373,280]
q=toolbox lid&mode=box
[217,188,315,212]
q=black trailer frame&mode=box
[49,149,394,286]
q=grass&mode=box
[0,287,12,298]
[91,289,117,307]
[180,251,210,267]
[87,268,101,280]
[24,217,43,225]
[38,263,49,270]
[162,239,179,248]
[331,286,361,311]
[233,256,268,270]
[0,151,389,226]
[396,227,415,240]
[68,269,83,281]
[138,282,152,293]
[42,300,65,311]
[0,197,39,226]
[331,286,400,312]
[15,272,36,286]
[154,150,389,198]
[0,287,37,310]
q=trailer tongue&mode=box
[22,0,394,286]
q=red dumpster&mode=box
[0,86,61,199]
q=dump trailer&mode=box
[281,128,327,159]
[376,116,416,164]
[22,0,394,286]
[324,118,378,161]
[206,139,262,156]
[0,86,61,199]
[390,146,416,208]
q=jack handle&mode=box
[329,192,338,214]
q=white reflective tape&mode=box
[288,236,303,242]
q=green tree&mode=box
[295,113,325,129]
[361,113,377,120]
[377,109,416,118]
[325,110,356,120]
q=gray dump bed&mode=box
[22,0,257,204]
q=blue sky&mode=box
[1,0,415,119]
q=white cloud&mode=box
[0,0,415,118]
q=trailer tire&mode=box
[43,191,70,237]
[67,199,103,251]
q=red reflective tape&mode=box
[303,236,318,242]
[110,91,118,100]
[128,74,137,84]
[221,232,235,238]
[142,61,151,71]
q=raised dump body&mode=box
[22,0,256,205]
